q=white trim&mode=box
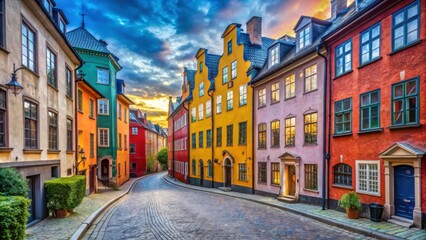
[98,98,109,116]
[98,128,110,147]
[355,160,381,196]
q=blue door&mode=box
[394,165,415,219]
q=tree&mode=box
[0,168,28,197]
[157,148,168,170]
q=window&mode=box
[270,45,279,67]
[299,26,310,49]
[132,127,138,135]
[198,104,203,120]
[0,0,4,48]
[22,22,36,71]
[118,133,122,149]
[97,68,109,84]
[226,91,233,110]
[47,48,57,87]
[66,119,73,151]
[333,163,352,186]
[216,127,222,147]
[199,82,204,97]
[89,99,94,118]
[226,124,233,146]
[258,162,267,183]
[285,117,296,146]
[356,161,379,195]
[271,163,280,185]
[51,166,59,178]
[335,40,352,77]
[191,133,196,148]
[124,134,127,149]
[231,60,237,79]
[304,64,317,93]
[360,90,380,130]
[48,111,57,150]
[208,160,213,177]
[192,160,196,175]
[360,23,381,65]
[238,122,247,145]
[24,101,37,149]
[285,74,295,99]
[238,163,247,181]
[118,163,121,177]
[271,120,280,147]
[66,67,73,98]
[271,82,280,103]
[125,161,127,175]
[198,131,203,148]
[90,133,94,157]
[258,123,266,148]
[199,62,203,73]
[98,128,109,147]
[228,40,232,55]
[392,78,419,126]
[130,143,136,154]
[258,88,266,107]
[59,20,66,33]
[118,104,122,120]
[206,100,211,118]
[216,95,222,113]
[239,84,247,106]
[304,113,317,144]
[124,108,127,122]
[131,162,137,170]
[222,66,229,84]
[43,0,51,13]
[393,2,420,52]
[0,90,6,147]
[191,108,196,122]
[334,98,352,134]
[77,90,83,112]
[303,164,317,190]
[98,99,109,115]
[206,129,212,147]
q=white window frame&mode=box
[227,90,233,110]
[299,26,311,49]
[98,128,110,147]
[198,104,204,120]
[98,99,109,115]
[97,68,110,84]
[239,84,247,106]
[199,82,204,97]
[231,60,237,79]
[269,45,279,67]
[191,107,196,122]
[206,100,212,118]
[355,160,380,196]
[216,95,222,114]
[132,127,138,135]
[222,66,228,84]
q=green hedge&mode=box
[45,175,86,212]
[0,196,30,240]
[0,168,28,197]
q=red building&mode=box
[168,68,195,183]
[129,109,147,177]
[324,0,426,228]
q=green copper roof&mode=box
[66,27,110,53]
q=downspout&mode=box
[317,45,329,210]
[74,63,84,176]
[171,114,175,179]
[182,100,190,183]
[208,90,214,188]
[251,84,255,194]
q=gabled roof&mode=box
[380,142,425,159]
[206,53,221,91]
[293,16,331,31]
[66,27,110,54]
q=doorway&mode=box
[224,158,232,187]
[288,165,296,196]
[199,160,204,186]
[394,165,414,219]
[89,166,96,193]
[27,175,37,223]
[101,159,109,179]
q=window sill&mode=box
[238,144,247,147]
[89,116,96,120]
[239,104,247,107]
[257,105,266,109]
[332,132,352,138]
[226,109,233,112]
[303,143,318,146]
[285,96,296,101]
[271,183,280,187]
[271,101,280,105]
[66,95,73,101]
[66,150,75,154]
[333,70,353,80]
[96,82,110,85]
[0,147,13,153]
[357,57,382,69]
[389,40,422,56]
[0,46,10,54]
[387,124,421,130]
[257,147,267,150]
[285,145,295,148]
[303,188,319,193]
[303,89,318,95]
[48,83,59,92]
[78,110,84,114]
[47,150,61,154]
[357,128,383,135]
[270,146,280,149]
[356,191,381,197]
[257,182,267,185]
[23,149,43,154]
[22,66,40,78]
[226,145,233,147]
[124,148,128,151]
[98,114,110,116]
[332,184,353,190]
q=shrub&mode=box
[147,155,155,172]
[339,191,362,210]
[0,168,28,198]
[0,196,30,240]
[45,175,86,212]
[157,148,168,170]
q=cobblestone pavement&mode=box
[25,177,142,240]
[85,173,372,240]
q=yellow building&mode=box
[189,17,274,193]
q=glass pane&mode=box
[406,97,417,123]
[394,12,404,25]
[344,42,351,52]
[406,80,417,95]
[361,94,370,106]
[343,99,351,110]
[361,32,369,43]
[394,36,404,49]
[393,84,403,98]
[407,4,418,19]
[371,91,379,103]
[361,44,369,55]
[371,25,380,38]
[371,116,379,128]
[362,117,369,129]
[394,25,404,38]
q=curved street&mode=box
[84,173,369,240]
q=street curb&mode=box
[70,173,162,240]
[163,175,402,240]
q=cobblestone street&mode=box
[84,173,370,240]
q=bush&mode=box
[45,175,86,212]
[157,148,168,170]
[147,155,155,172]
[0,168,28,197]
[0,196,30,240]
[339,191,362,210]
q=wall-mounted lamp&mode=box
[6,64,24,96]
[77,148,86,166]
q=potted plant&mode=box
[338,191,362,219]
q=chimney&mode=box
[331,0,347,20]
[246,16,262,45]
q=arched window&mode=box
[192,159,196,175]
[207,160,213,177]
[199,160,204,177]
[333,163,352,186]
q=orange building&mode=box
[77,78,104,194]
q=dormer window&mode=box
[299,26,311,49]
[59,19,66,33]
[43,0,52,15]
[199,62,203,73]
[269,45,279,67]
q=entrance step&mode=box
[388,216,413,228]
[277,195,297,203]
[218,187,232,192]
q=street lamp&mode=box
[6,64,24,96]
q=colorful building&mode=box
[324,0,426,227]
[129,109,147,177]
[250,15,330,205]
[77,78,104,194]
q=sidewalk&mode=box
[163,175,426,240]
[25,177,142,240]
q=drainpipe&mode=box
[251,82,255,194]
[171,113,175,179]
[183,100,190,183]
[74,63,84,176]
[208,90,214,188]
[317,45,329,210]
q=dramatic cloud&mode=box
[58,0,347,127]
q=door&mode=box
[288,165,296,196]
[89,166,96,193]
[101,159,109,179]
[27,176,36,223]
[394,165,415,219]
[199,160,204,186]
[225,159,232,187]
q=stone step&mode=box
[277,195,297,203]
[388,216,413,228]
[218,187,232,192]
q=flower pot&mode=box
[55,209,68,218]
[346,208,360,219]
[67,209,74,214]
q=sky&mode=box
[58,0,353,127]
